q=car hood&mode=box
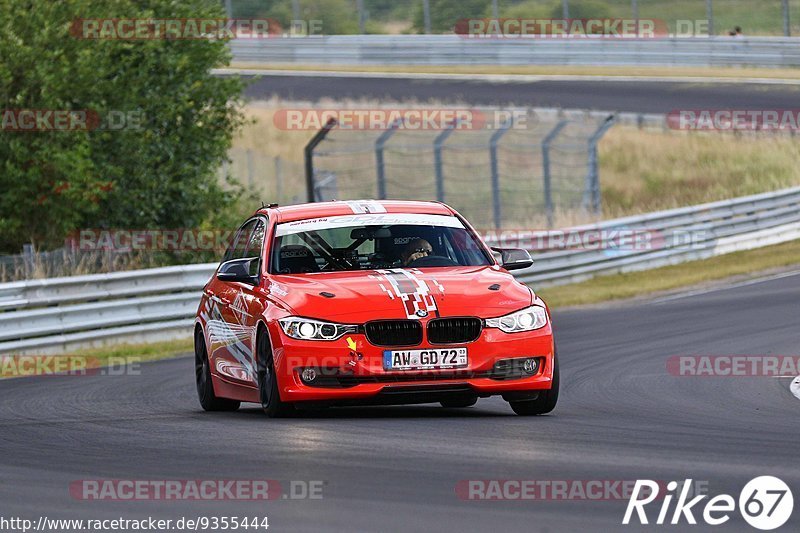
[268,266,532,322]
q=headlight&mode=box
[278,317,358,341]
[485,306,548,333]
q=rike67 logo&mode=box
[623,477,793,530]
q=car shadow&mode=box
[230,403,514,419]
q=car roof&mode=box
[257,200,455,224]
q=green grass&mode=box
[538,238,800,308]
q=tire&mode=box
[509,353,559,416]
[195,328,240,412]
[256,326,294,418]
[440,397,478,408]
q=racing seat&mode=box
[277,245,319,274]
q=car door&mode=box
[223,216,268,386]
[205,218,260,385]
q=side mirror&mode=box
[217,257,259,285]
[492,247,533,271]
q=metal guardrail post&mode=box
[304,118,337,203]
[423,0,431,34]
[562,0,569,19]
[489,118,514,230]
[433,120,460,203]
[706,0,714,36]
[356,0,365,34]
[783,0,791,37]
[585,115,616,215]
[541,120,568,228]
[375,119,403,200]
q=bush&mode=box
[549,0,612,20]
[0,0,245,253]
[412,0,490,33]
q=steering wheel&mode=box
[407,255,459,268]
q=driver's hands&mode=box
[407,251,428,263]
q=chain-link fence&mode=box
[306,109,615,229]
[224,0,800,37]
[224,148,306,205]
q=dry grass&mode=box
[538,238,800,308]
[232,101,800,223]
[599,126,800,217]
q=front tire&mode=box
[195,328,240,412]
[509,353,559,416]
[257,326,294,418]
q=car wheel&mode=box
[509,353,559,416]
[195,328,240,412]
[440,397,478,408]
[257,326,294,418]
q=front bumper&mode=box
[270,322,555,404]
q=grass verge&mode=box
[538,238,800,308]
[228,63,800,81]
[0,338,192,379]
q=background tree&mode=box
[0,0,245,253]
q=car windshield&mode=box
[271,213,491,274]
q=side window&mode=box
[244,220,266,277]
[223,219,258,263]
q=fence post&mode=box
[585,115,616,215]
[489,118,513,230]
[706,0,714,36]
[433,120,460,203]
[356,0,366,33]
[562,0,569,19]
[423,0,431,34]
[541,120,568,229]
[375,119,403,200]
[304,118,337,203]
[22,243,34,278]
[631,0,638,36]
[783,0,791,36]
[246,149,254,189]
[274,156,283,203]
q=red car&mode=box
[194,200,558,417]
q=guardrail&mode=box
[1,185,799,354]
[230,36,800,68]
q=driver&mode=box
[400,238,433,266]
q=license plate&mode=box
[383,348,468,371]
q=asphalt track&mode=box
[1,270,798,532]
[240,73,800,114]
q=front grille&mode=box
[365,320,422,347]
[299,360,540,389]
[427,317,482,344]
